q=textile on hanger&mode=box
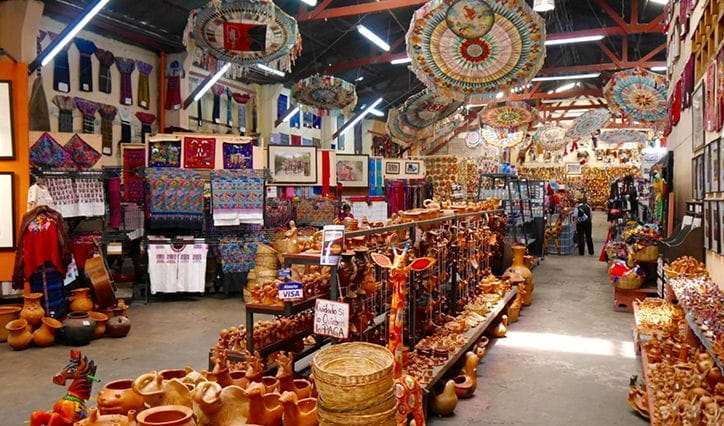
[74,97,100,133]
[45,176,105,218]
[29,32,51,132]
[98,104,117,155]
[147,242,208,294]
[184,136,215,169]
[52,95,75,132]
[136,60,153,109]
[121,146,145,202]
[135,112,157,144]
[95,49,115,94]
[64,134,101,169]
[232,92,250,134]
[115,57,135,105]
[27,181,55,212]
[74,38,96,92]
[212,84,225,124]
[29,133,75,169]
[51,33,71,93]
[146,168,204,229]
[118,107,133,143]
[165,60,184,110]
[211,169,264,226]
[226,88,234,127]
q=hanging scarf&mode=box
[52,95,75,133]
[98,105,117,155]
[212,84,225,124]
[115,57,135,105]
[118,107,133,143]
[226,88,233,127]
[95,49,115,94]
[50,32,71,93]
[74,38,96,92]
[197,100,203,127]
[64,134,101,170]
[233,92,250,134]
[136,60,153,110]
[165,60,184,110]
[74,97,100,133]
[135,112,156,144]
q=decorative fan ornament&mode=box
[534,124,568,151]
[402,90,463,129]
[480,102,538,128]
[186,0,302,75]
[387,107,419,146]
[434,115,462,139]
[598,130,648,145]
[480,123,528,148]
[465,130,482,148]
[445,0,495,39]
[291,74,357,115]
[604,68,668,123]
[565,108,611,139]
[407,0,546,101]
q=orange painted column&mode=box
[0,62,29,283]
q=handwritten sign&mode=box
[278,282,303,301]
[314,299,349,339]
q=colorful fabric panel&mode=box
[52,95,75,132]
[211,169,264,226]
[296,197,337,227]
[64,134,101,169]
[115,57,136,105]
[95,49,115,94]
[74,38,96,92]
[184,137,216,169]
[218,234,267,273]
[30,133,75,169]
[148,140,181,168]
[222,142,253,169]
[136,60,153,109]
[122,147,146,202]
[146,168,204,229]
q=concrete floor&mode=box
[1,212,647,425]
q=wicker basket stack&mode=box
[245,243,280,302]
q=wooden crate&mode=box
[613,285,658,313]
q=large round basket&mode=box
[318,399,397,426]
[312,342,395,416]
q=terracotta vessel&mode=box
[61,311,96,346]
[89,311,109,338]
[32,317,62,347]
[0,306,21,342]
[352,247,370,286]
[74,408,137,425]
[246,382,283,426]
[20,292,45,327]
[505,246,534,306]
[474,336,489,361]
[262,376,281,394]
[337,252,357,289]
[488,315,509,338]
[6,318,33,350]
[160,369,189,382]
[133,373,193,408]
[192,381,249,426]
[107,307,131,338]
[136,405,195,426]
[70,287,95,312]
[97,379,146,415]
[430,380,458,416]
[452,352,479,399]
[279,391,318,426]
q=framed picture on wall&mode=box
[268,145,318,184]
[713,202,721,254]
[704,201,711,250]
[0,172,14,249]
[0,81,14,159]
[699,154,707,199]
[336,154,369,187]
[385,161,401,175]
[720,201,724,254]
[705,143,713,193]
[692,82,705,152]
[405,161,422,176]
[692,156,701,200]
[566,163,582,175]
[714,139,721,193]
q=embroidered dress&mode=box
[74,98,100,133]
[165,60,184,110]
[122,147,146,202]
[95,49,115,94]
[136,60,153,109]
[52,95,75,132]
[115,57,135,105]
[30,133,75,169]
[146,168,204,229]
[222,142,253,169]
[118,107,133,143]
[211,170,264,226]
[98,105,117,155]
[74,39,96,92]
[136,112,157,144]
[64,134,101,169]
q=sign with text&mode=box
[320,225,345,266]
[314,299,349,339]
[278,282,303,301]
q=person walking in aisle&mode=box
[575,197,594,255]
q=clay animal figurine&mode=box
[430,380,458,417]
[30,350,99,426]
[452,352,479,399]
[132,372,193,408]
[279,391,318,426]
[395,375,425,426]
[487,315,509,338]
[275,352,313,399]
[192,381,249,426]
[246,382,283,426]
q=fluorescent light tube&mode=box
[532,73,600,82]
[41,0,111,67]
[390,57,411,65]
[257,64,285,77]
[650,66,667,72]
[357,25,390,51]
[356,76,364,81]
[534,0,555,12]
[281,105,300,123]
[369,108,384,117]
[193,63,231,102]
[336,98,384,138]
[545,35,604,46]
[299,0,317,6]
[496,91,504,99]
[649,0,667,4]
[555,82,577,93]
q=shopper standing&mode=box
[575,197,594,256]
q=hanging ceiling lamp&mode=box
[533,0,555,12]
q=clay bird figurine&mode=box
[487,315,509,338]
[279,391,319,426]
[192,381,249,426]
[452,352,479,399]
[246,381,284,426]
[430,379,458,417]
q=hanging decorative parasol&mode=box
[407,0,546,101]
[480,123,528,148]
[402,89,463,129]
[291,74,357,116]
[187,0,302,74]
[445,0,495,39]
[534,124,568,151]
[465,130,482,148]
[434,115,463,139]
[387,107,420,146]
[604,68,668,123]
[565,108,611,139]
[480,102,538,128]
[598,130,648,145]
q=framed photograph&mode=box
[405,161,421,176]
[692,156,701,200]
[713,202,721,253]
[566,163,582,175]
[336,154,369,187]
[714,139,721,193]
[692,82,705,152]
[705,143,713,194]
[0,81,14,159]
[704,201,711,250]
[385,161,401,175]
[699,154,707,199]
[0,172,15,249]
[268,145,318,184]
[720,201,724,254]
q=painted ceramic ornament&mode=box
[604,68,668,123]
[291,74,357,115]
[445,0,495,39]
[565,108,610,139]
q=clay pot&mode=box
[505,246,534,306]
[75,408,137,426]
[20,292,45,328]
[89,312,109,338]
[61,311,96,346]
[338,252,357,289]
[6,318,33,350]
[159,369,188,382]
[32,317,62,347]
[97,379,145,415]
[262,376,281,394]
[0,306,21,342]
[352,247,370,286]
[107,308,131,338]
[70,287,95,312]
[136,405,195,426]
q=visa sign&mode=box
[278,282,304,301]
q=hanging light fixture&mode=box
[533,0,555,12]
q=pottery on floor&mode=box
[505,245,534,306]
[61,311,96,346]
[430,380,458,417]
[20,292,45,328]
[0,306,21,342]
[6,318,33,350]
[32,317,62,347]
[70,287,95,312]
[97,379,145,415]
[89,312,109,338]
[74,408,137,425]
[136,405,195,426]
[107,307,131,338]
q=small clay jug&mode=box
[505,245,534,306]
[61,311,96,346]
[136,405,195,426]
[0,306,21,342]
[89,312,109,338]
[32,317,62,347]
[70,287,95,312]
[352,247,370,286]
[75,408,137,426]
[338,251,357,289]
[97,379,145,415]
[6,318,33,350]
[107,307,131,338]
[20,292,45,328]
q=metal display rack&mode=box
[477,174,530,246]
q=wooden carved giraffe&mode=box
[544,215,564,255]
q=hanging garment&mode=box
[212,84,225,124]
[53,46,71,92]
[64,134,101,169]
[122,146,146,202]
[52,95,75,133]
[115,57,135,105]
[118,107,133,143]
[197,100,203,127]
[146,168,204,229]
[69,233,101,270]
[98,104,117,155]
[74,97,100,133]
[30,32,51,131]
[232,93,250,134]
[45,176,105,218]
[74,38,96,92]
[165,60,184,110]
[147,243,208,294]
[95,49,115,94]
[108,177,122,228]
[226,88,233,127]
[211,170,264,226]
[136,60,153,109]
[135,112,157,144]
[29,132,75,169]
[27,183,55,211]
[264,198,295,228]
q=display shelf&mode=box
[244,293,327,316]
[684,313,724,372]
[639,341,659,425]
[256,328,314,356]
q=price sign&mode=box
[278,282,303,301]
[314,299,349,339]
[320,225,345,266]
[277,269,292,279]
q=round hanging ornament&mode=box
[534,124,568,151]
[565,109,611,139]
[291,74,357,115]
[402,89,463,129]
[598,130,648,145]
[480,102,538,128]
[480,123,528,148]
[604,68,668,123]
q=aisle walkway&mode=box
[431,212,646,425]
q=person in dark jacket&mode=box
[575,197,594,255]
